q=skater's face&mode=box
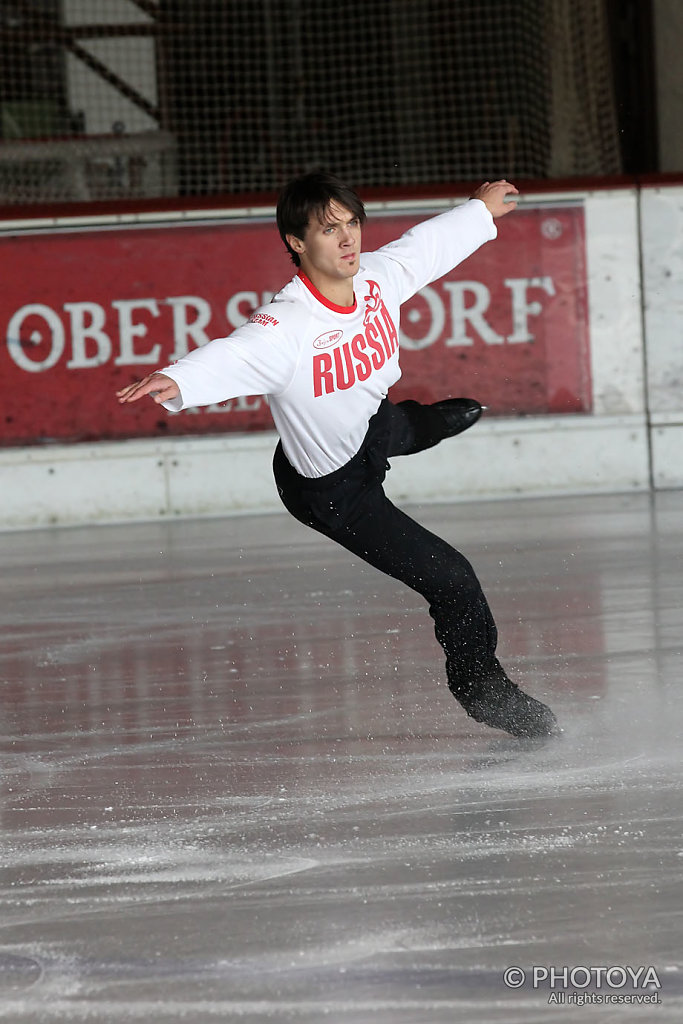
[286,201,361,290]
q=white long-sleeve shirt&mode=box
[161,198,496,477]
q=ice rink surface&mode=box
[1,491,682,1023]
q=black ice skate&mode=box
[431,398,483,438]
[456,672,560,739]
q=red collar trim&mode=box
[298,271,357,314]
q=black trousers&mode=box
[273,399,502,696]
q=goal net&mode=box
[0,0,622,206]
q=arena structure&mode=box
[2,7,683,1024]
[0,0,680,528]
[0,180,680,530]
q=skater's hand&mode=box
[471,180,518,217]
[116,372,180,405]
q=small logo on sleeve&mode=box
[248,312,279,327]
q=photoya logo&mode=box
[313,329,343,350]
[503,964,663,1007]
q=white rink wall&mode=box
[640,185,683,489]
[0,183,679,529]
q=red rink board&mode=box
[0,205,589,445]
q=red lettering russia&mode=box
[313,302,398,397]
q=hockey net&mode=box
[0,0,622,206]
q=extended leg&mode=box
[328,490,558,738]
[274,435,559,739]
[393,397,483,454]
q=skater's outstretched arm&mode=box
[471,179,518,217]
[117,372,180,405]
[363,179,518,303]
[115,303,299,412]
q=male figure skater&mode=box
[118,171,559,739]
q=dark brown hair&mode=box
[276,170,366,267]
